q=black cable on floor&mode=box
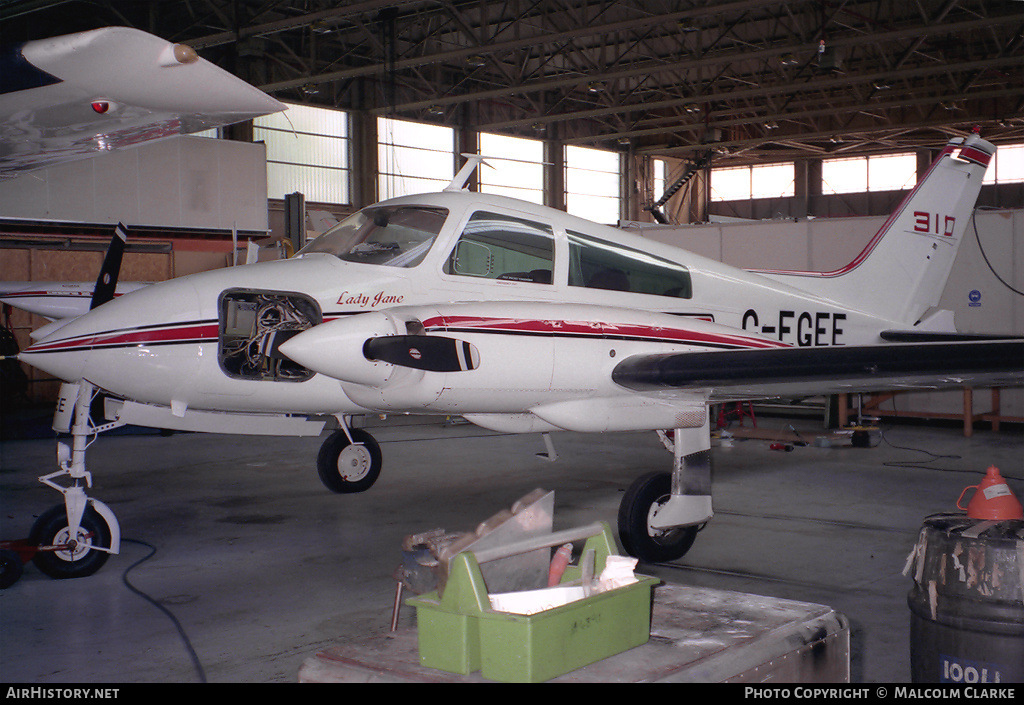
[874,393,1022,480]
[877,428,966,472]
[120,538,207,683]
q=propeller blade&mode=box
[363,335,480,372]
[90,223,127,309]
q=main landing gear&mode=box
[314,414,712,562]
[316,426,382,493]
[28,381,122,580]
[617,416,713,563]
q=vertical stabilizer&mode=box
[90,223,127,309]
[759,134,994,326]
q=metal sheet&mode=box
[438,488,555,595]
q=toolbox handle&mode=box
[468,522,606,564]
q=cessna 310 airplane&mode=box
[11,130,1024,580]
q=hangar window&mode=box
[254,103,350,204]
[711,163,795,201]
[866,153,917,191]
[822,153,915,194]
[984,143,1024,184]
[821,157,867,194]
[653,159,667,201]
[445,211,554,284]
[565,146,621,224]
[478,133,545,204]
[378,118,455,198]
[710,166,752,201]
[567,230,692,299]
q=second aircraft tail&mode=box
[756,133,995,328]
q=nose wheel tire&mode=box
[316,428,382,493]
[0,550,23,588]
[618,471,700,563]
[28,504,112,579]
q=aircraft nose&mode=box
[18,277,204,389]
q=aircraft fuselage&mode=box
[21,189,897,426]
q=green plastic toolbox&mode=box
[406,521,659,682]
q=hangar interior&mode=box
[1,0,1023,685]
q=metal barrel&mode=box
[907,513,1024,683]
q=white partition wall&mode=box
[0,135,269,232]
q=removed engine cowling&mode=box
[218,289,321,382]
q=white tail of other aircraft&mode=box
[755,133,995,327]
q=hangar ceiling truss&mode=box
[2,0,1023,165]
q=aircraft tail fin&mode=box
[758,134,995,326]
[90,222,127,309]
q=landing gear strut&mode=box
[31,381,121,579]
[617,413,712,563]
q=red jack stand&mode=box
[717,401,756,429]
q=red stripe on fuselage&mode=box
[421,315,787,350]
[23,321,218,354]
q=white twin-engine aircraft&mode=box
[15,133,1024,579]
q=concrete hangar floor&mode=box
[0,410,1020,683]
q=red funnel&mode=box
[957,466,1023,521]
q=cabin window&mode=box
[298,206,448,267]
[445,211,554,284]
[567,230,692,298]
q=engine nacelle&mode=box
[278,311,401,387]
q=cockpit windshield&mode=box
[297,206,448,267]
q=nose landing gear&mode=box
[27,504,113,579]
[24,381,122,582]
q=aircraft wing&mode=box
[612,338,1024,402]
[0,281,149,321]
[1,26,284,176]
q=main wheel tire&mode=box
[28,505,111,579]
[317,428,382,493]
[618,471,700,563]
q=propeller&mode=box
[90,222,127,309]
[363,335,480,373]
